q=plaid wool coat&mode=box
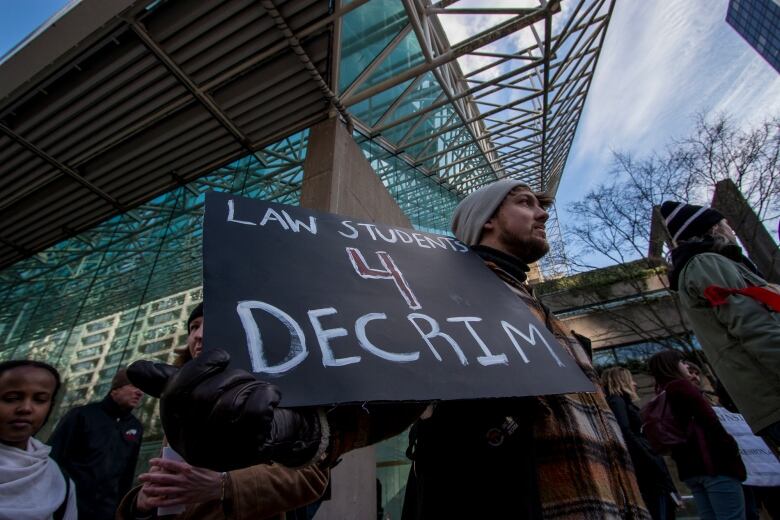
[488,257,651,519]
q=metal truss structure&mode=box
[0,0,614,366]
[347,0,614,199]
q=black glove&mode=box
[127,349,323,471]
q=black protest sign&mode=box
[203,191,593,406]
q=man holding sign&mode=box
[128,180,649,519]
[400,180,648,519]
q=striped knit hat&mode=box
[660,201,724,242]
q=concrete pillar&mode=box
[648,205,674,259]
[301,116,410,228]
[301,116,410,520]
[711,179,779,283]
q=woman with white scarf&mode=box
[0,360,77,520]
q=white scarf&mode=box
[0,438,77,520]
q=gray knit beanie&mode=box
[451,179,531,245]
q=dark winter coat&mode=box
[664,378,746,482]
[605,393,676,498]
[49,395,143,520]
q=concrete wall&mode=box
[555,296,688,348]
[300,116,410,520]
[712,178,780,283]
[538,263,689,349]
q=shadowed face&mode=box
[685,362,702,386]
[110,383,144,411]
[187,316,204,359]
[0,366,57,450]
[712,219,737,245]
[480,187,550,263]
[678,361,693,381]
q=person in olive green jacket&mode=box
[661,201,780,454]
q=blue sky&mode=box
[0,0,71,62]
[556,0,780,210]
[2,0,778,238]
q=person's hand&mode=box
[135,461,163,513]
[137,458,223,508]
[128,349,323,471]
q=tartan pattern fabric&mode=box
[489,261,651,519]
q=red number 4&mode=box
[346,247,421,310]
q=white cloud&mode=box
[562,0,780,195]
[437,1,546,79]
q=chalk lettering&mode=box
[339,220,359,239]
[425,236,450,249]
[412,233,431,248]
[281,210,317,234]
[356,312,420,362]
[408,313,468,365]
[374,227,398,243]
[394,229,414,244]
[447,317,508,366]
[346,247,421,310]
[237,300,308,374]
[447,237,469,252]
[356,223,378,240]
[307,307,361,367]
[501,321,565,367]
[227,199,256,226]
[259,208,290,230]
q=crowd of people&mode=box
[1,181,778,520]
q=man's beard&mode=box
[502,232,550,264]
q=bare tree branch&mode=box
[555,112,779,364]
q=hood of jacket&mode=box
[669,240,758,291]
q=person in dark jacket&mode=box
[647,350,746,520]
[602,367,678,520]
[49,368,144,520]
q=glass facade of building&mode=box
[727,0,780,72]
[0,128,455,512]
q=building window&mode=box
[86,318,115,333]
[71,359,99,373]
[148,310,180,326]
[140,338,173,354]
[593,336,697,371]
[82,332,109,346]
[143,324,177,341]
[151,295,186,313]
[104,352,125,366]
[76,345,103,359]
[74,373,94,386]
